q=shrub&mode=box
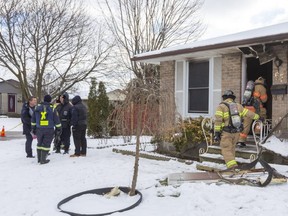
[153,116,212,152]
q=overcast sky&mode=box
[199,0,288,40]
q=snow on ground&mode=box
[1,117,288,216]
[262,136,288,157]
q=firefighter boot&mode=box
[37,149,41,163]
[40,150,50,165]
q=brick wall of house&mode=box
[271,44,288,122]
[222,52,243,103]
[159,61,176,129]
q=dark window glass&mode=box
[188,61,209,113]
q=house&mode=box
[72,89,126,107]
[0,79,23,116]
[131,22,288,126]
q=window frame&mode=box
[187,61,210,114]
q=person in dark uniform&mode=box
[31,95,62,164]
[70,95,87,157]
[21,96,37,158]
[55,92,72,154]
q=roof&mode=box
[71,89,126,101]
[0,79,21,94]
[131,22,288,63]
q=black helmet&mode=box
[222,90,236,100]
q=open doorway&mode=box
[246,57,272,119]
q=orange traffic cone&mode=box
[1,126,5,137]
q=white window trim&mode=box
[183,58,214,118]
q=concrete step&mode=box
[205,144,258,159]
[199,152,253,165]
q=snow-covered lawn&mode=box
[1,117,288,216]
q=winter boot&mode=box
[40,151,50,165]
[37,149,41,163]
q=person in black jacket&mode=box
[55,92,73,154]
[31,95,62,164]
[21,96,37,158]
[70,95,87,157]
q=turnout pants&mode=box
[36,128,54,152]
[220,131,240,168]
[239,116,253,143]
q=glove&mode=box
[214,132,221,142]
[55,127,62,136]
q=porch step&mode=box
[199,152,254,165]
[198,136,258,170]
[206,145,258,160]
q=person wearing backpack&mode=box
[31,95,62,164]
[213,90,259,168]
[237,77,267,147]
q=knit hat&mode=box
[44,94,52,103]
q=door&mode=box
[8,94,16,113]
[246,57,272,119]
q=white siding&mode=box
[175,61,185,117]
[212,57,222,116]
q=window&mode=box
[188,61,209,113]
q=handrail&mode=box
[252,119,272,155]
[201,117,214,154]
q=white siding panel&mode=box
[175,61,185,117]
[212,57,222,115]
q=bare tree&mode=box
[0,0,112,100]
[98,0,204,82]
[98,0,204,195]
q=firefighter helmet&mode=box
[222,90,236,100]
[255,76,265,85]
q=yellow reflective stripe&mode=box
[253,114,260,120]
[31,123,36,126]
[223,112,229,118]
[215,125,221,130]
[41,111,47,120]
[55,124,61,128]
[37,146,50,151]
[226,160,237,168]
[241,108,248,117]
[40,120,49,126]
[215,111,223,117]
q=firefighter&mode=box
[214,90,259,168]
[238,77,267,147]
[31,95,62,164]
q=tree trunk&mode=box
[129,94,145,196]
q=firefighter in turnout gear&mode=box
[238,77,268,147]
[31,95,62,164]
[214,90,259,168]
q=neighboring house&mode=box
[106,89,126,106]
[73,89,126,107]
[0,79,22,116]
[131,22,288,126]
